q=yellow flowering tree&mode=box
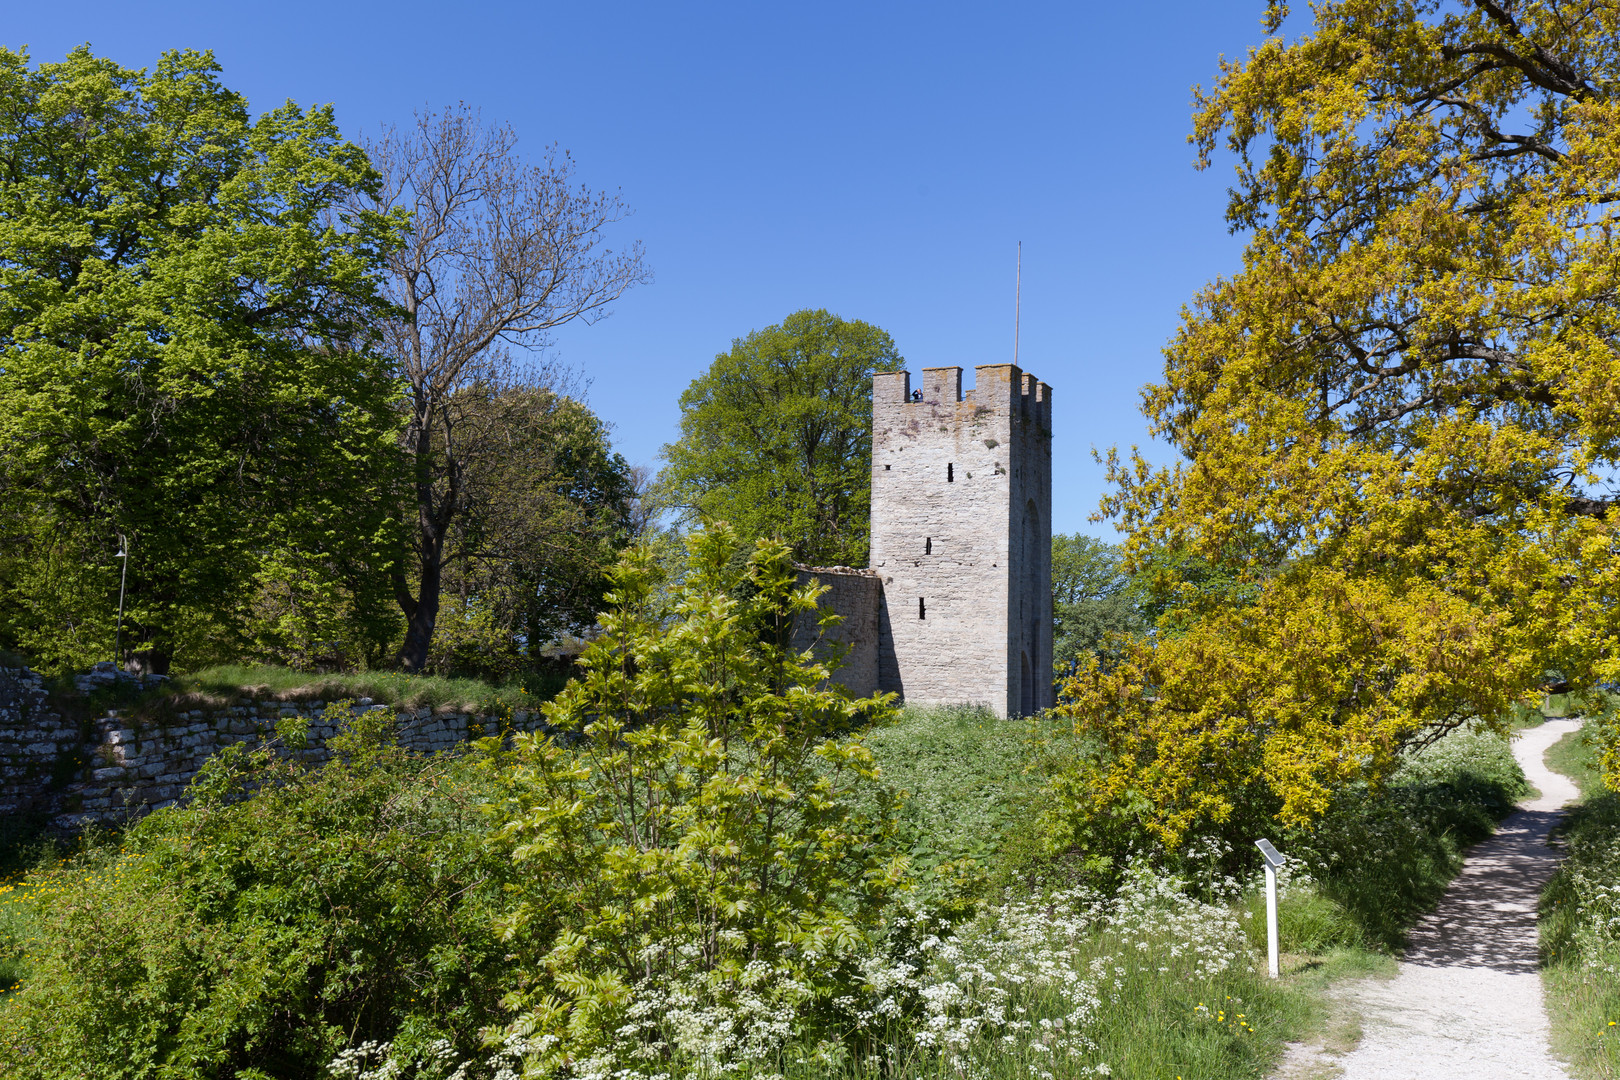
[1062,0,1620,841]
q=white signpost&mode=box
[1255,838,1285,978]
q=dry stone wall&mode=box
[0,665,539,832]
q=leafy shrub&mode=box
[485,527,907,1074]
[0,706,512,1079]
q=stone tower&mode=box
[868,364,1053,717]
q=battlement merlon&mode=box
[871,365,1051,427]
[872,369,911,406]
[1021,371,1053,431]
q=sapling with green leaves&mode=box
[487,525,909,1071]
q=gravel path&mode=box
[1307,718,1583,1079]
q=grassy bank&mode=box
[1541,722,1620,1079]
[169,663,559,711]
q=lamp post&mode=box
[1255,838,1285,978]
[113,533,129,670]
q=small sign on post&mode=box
[1255,838,1285,978]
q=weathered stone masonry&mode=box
[789,565,881,696]
[0,665,538,831]
[796,363,1054,718]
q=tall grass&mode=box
[1541,723,1620,1080]
[144,663,566,713]
[859,705,1042,890]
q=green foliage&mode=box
[856,705,1043,896]
[1126,542,1263,636]
[244,526,404,674]
[487,526,907,1071]
[657,309,904,566]
[0,704,512,1079]
[1050,534,1144,670]
[1550,719,1606,796]
[1540,723,1620,1079]
[424,387,637,681]
[1583,692,1620,794]
[0,45,406,674]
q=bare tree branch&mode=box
[354,104,648,671]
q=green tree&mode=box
[1050,534,1144,670]
[490,525,906,1070]
[1065,0,1620,841]
[356,106,646,673]
[424,385,637,678]
[658,309,904,566]
[0,46,404,673]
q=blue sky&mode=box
[10,2,1274,537]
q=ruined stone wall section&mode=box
[0,667,84,820]
[790,567,881,696]
[0,666,543,832]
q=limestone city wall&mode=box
[790,566,881,695]
[0,666,540,832]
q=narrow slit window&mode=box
[918,597,926,620]
[924,537,932,555]
[947,463,954,482]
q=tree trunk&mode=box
[397,555,442,672]
[395,414,451,673]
